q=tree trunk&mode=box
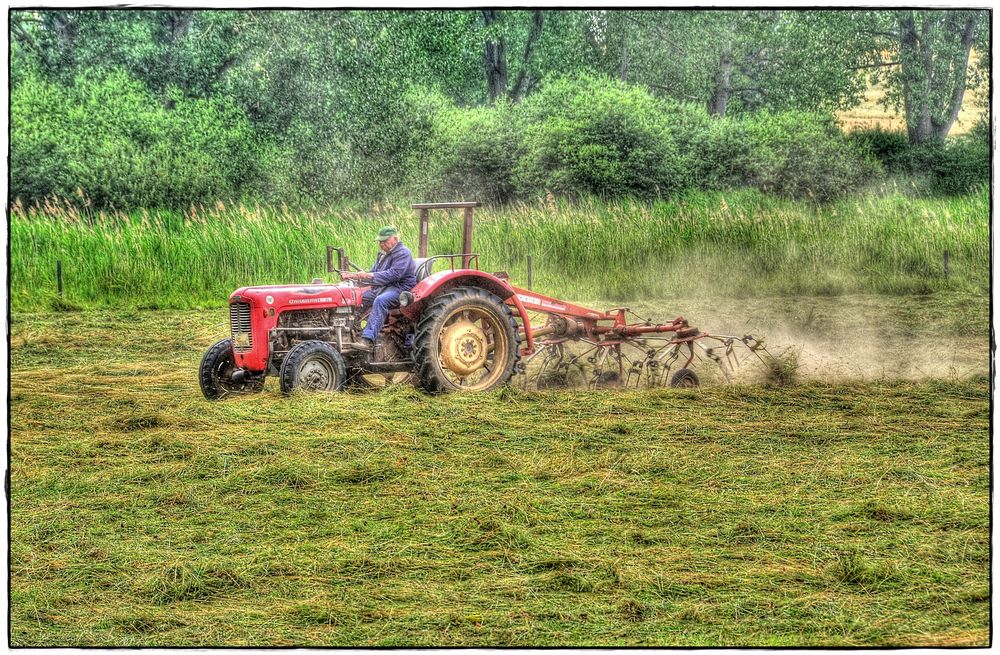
[51,11,78,45]
[708,52,733,116]
[11,19,43,59]
[510,10,544,102]
[899,12,933,143]
[582,19,602,56]
[36,11,82,73]
[168,10,193,41]
[932,14,976,139]
[482,10,508,103]
[620,33,630,82]
[161,10,195,108]
[899,10,978,143]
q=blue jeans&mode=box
[360,287,402,341]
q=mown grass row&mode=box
[9,307,991,646]
[10,188,989,312]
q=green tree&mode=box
[10,10,251,103]
[855,9,988,143]
[481,9,545,102]
[577,10,870,117]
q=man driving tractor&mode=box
[199,202,748,400]
[341,226,417,351]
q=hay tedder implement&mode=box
[200,202,771,398]
[514,298,769,391]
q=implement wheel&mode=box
[413,286,520,393]
[199,338,265,400]
[670,368,700,388]
[280,340,347,394]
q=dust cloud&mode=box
[537,245,989,383]
[619,293,990,382]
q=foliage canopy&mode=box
[9,8,990,207]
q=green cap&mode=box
[376,226,398,241]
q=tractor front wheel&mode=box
[280,341,347,394]
[413,286,520,393]
[199,338,265,400]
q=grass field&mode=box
[9,290,990,647]
[10,189,990,313]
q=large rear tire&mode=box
[280,340,347,394]
[412,286,520,393]
[199,338,265,400]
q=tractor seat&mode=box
[413,257,435,282]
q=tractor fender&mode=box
[405,270,515,308]
[400,270,534,355]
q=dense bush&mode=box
[514,76,689,199]
[407,91,523,204]
[848,127,915,173]
[924,134,990,195]
[850,123,989,195]
[414,77,876,203]
[11,69,258,208]
[9,69,985,208]
[698,111,879,201]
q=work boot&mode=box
[355,337,374,352]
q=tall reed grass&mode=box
[9,189,989,312]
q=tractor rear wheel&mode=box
[199,338,265,400]
[413,286,520,393]
[280,340,347,394]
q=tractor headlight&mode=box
[399,291,414,307]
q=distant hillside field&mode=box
[837,54,987,134]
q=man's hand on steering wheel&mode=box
[342,271,373,283]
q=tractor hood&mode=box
[225,283,363,373]
[229,283,363,310]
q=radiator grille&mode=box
[229,301,253,352]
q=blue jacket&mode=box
[369,242,417,291]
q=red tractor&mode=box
[200,202,767,399]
